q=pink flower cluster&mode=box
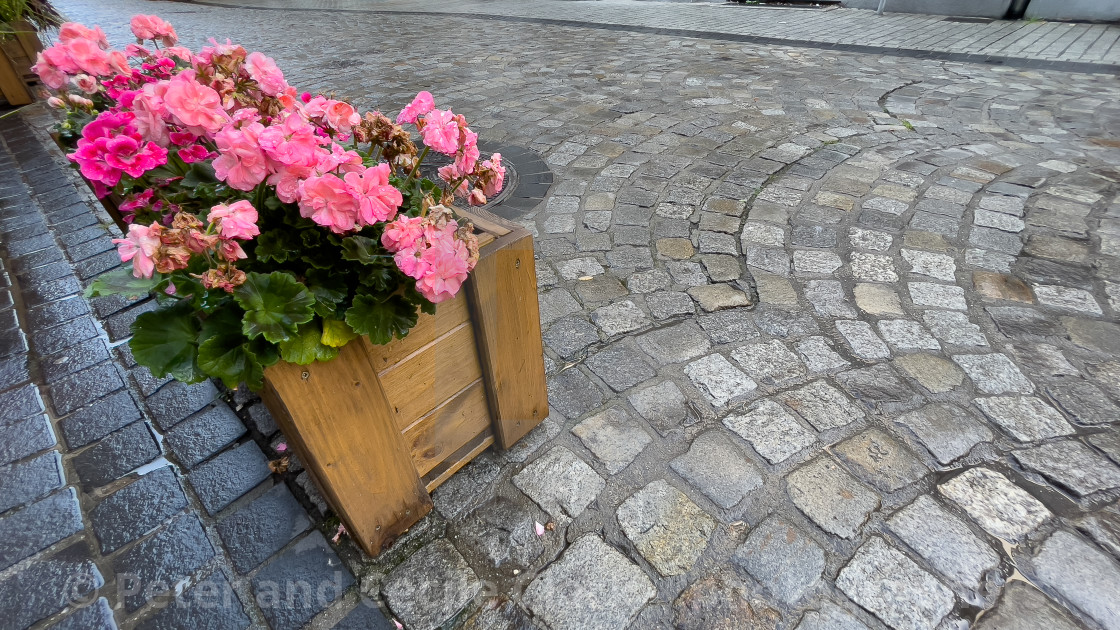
[130,15,178,47]
[70,111,168,187]
[41,15,505,308]
[32,23,129,89]
[381,206,480,303]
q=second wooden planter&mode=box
[260,207,548,557]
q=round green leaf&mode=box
[321,318,359,348]
[197,335,267,390]
[345,294,418,346]
[278,321,339,365]
[233,272,316,343]
[129,301,203,382]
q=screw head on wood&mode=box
[301,371,309,380]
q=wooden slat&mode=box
[402,379,491,478]
[377,322,483,430]
[0,49,32,106]
[423,430,495,493]
[464,228,549,449]
[362,293,470,371]
[261,342,431,556]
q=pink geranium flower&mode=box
[415,237,471,303]
[381,215,426,252]
[259,113,326,168]
[324,101,360,133]
[178,144,212,163]
[419,108,459,155]
[130,15,178,46]
[131,82,170,147]
[112,223,161,278]
[343,163,402,226]
[298,174,360,233]
[208,200,260,240]
[212,122,269,191]
[58,22,109,48]
[396,91,434,125]
[245,52,287,96]
[163,73,230,137]
[102,134,168,177]
[455,129,480,174]
[477,153,506,197]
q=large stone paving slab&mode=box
[787,457,880,539]
[938,469,1051,542]
[887,495,1001,592]
[837,537,955,630]
[617,480,715,576]
[524,535,655,630]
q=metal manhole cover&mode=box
[417,143,552,221]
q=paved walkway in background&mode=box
[195,0,1120,70]
[3,0,1120,629]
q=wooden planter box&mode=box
[0,21,40,106]
[260,207,548,556]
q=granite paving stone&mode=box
[49,598,118,630]
[135,571,250,630]
[1046,381,1118,426]
[165,404,247,469]
[585,344,656,392]
[546,368,604,419]
[252,532,354,630]
[524,535,655,630]
[837,537,955,630]
[0,541,103,630]
[833,429,928,493]
[56,389,141,448]
[112,514,216,612]
[1029,531,1120,630]
[733,517,825,605]
[673,572,780,630]
[685,353,757,407]
[887,495,1000,591]
[778,380,865,432]
[89,466,188,553]
[187,441,272,515]
[893,404,993,465]
[0,450,64,514]
[72,421,160,489]
[671,431,762,509]
[939,468,1050,542]
[836,320,891,360]
[795,602,869,630]
[973,581,1081,630]
[382,540,480,630]
[628,380,690,436]
[513,446,605,519]
[788,457,880,539]
[571,407,652,475]
[973,396,1075,442]
[724,399,817,465]
[952,354,1034,395]
[0,488,83,571]
[617,480,715,576]
[1012,440,1120,498]
[216,483,311,574]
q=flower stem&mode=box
[404,146,428,185]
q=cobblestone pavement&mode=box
[193,0,1120,70]
[2,0,1120,629]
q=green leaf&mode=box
[345,294,418,345]
[180,161,218,188]
[340,235,383,265]
[278,320,339,364]
[252,231,295,263]
[197,335,263,389]
[233,272,316,343]
[129,300,203,382]
[85,267,160,299]
[321,318,359,348]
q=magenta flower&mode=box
[396,91,434,125]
